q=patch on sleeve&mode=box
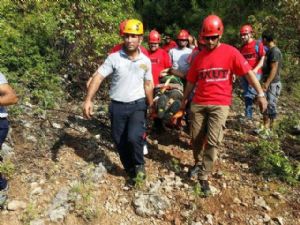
[139,64,148,72]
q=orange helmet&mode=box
[119,20,128,36]
[240,25,253,35]
[148,30,161,43]
[201,15,224,37]
[177,29,189,40]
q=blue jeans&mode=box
[0,119,9,149]
[240,74,262,119]
[109,99,147,172]
[0,118,9,191]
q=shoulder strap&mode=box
[255,40,260,55]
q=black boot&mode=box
[157,95,168,119]
[163,99,181,122]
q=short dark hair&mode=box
[262,30,274,42]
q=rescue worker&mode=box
[83,19,153,186]
[261,30,282,129]
[147,30,182,128]
[147,30,172,86]
[168,29,192,79]
[181,15,267,196]
[109,20,149,56]
[86,19,149,89]
[0,72,18,207]
[166,30,193,130]
[162,33,177,53]
[239,25,266,120]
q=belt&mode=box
[112,98,145,105]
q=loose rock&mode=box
[7,200,27,211]
[133,192,170,217]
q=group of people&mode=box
[83,15,282,196]
[0,14,282,209]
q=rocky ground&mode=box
[0,95,299,225]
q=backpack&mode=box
[255,39,269,55]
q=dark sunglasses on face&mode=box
[204,35,219,41]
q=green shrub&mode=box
[69,181,99,221]
[247,139,299,184]
[21,203,39,225]
[0,1,62,109]
[0,160,15,178]
[170,158,181,173]
[274,114,300,138]
[0,0,138,110]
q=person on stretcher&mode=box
[152,74,184,125]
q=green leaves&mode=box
[0,0,138,109]
[0,1,62,109]
[247,135,299,185]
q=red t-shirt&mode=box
[109,43,149,57]
[162,40,178,53]
[187,43,251,105]
[240,40,265,74]
[148,48,172,86]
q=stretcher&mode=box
[150,75,185,127]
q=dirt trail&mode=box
[0,99,299,225]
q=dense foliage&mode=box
[136,0,300,99]
[0,0,299,107]
[0,0,137,109]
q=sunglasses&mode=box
[204,36,219,41]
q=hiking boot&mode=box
[163,100,181,122]
[199,180,212,197]
[0,177,8,207]
[125,167,136,179]
[124,167,136,188]
[188,164,202,178]
[157,95,168,119]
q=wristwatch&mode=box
[257,93,265,98]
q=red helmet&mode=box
[148,30,161,43]
[240,25,253,35]
[119,20,128,36]
[177,29,189,40]
[201,15,224,37]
